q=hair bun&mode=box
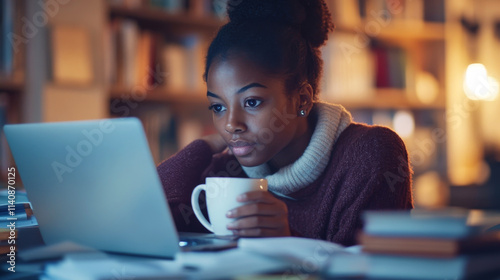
[227,0,305,27]
[226,0,334,48]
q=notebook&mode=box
[4,117,236,258]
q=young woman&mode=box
[157,0,413,246]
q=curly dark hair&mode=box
[203,0,334,99]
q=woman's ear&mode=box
[297,82,314,116]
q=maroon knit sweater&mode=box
[157,123,413,246]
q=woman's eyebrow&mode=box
[236,83,267,94]
[207,83,267,98]
[207,91,220,98]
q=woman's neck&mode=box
[267,115,316,172]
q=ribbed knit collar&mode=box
[242,101,352,196]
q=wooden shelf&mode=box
[108,5,226,34]
[337,20,445,41]
[109,86,208,105]
[0,80,23,94]
[325,89,445,110]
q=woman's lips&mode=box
[229,140,256,157]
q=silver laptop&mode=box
[4,117,235,258]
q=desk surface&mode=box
[3,227,500,280]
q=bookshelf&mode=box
[0,0,26,183]
[108,4,225,34]
[109,86,207,104]
[322,0,448,194]
[105,0,450,176]
[336,20,445,41]
[340,89,445,110]
[104,1,223,163]
[10,0,490,203]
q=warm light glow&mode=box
[393,110,415,138]
[372,111,393,127]
[416,71,439,104]
[414,171,447,208]
[463,63,499,101]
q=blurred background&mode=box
[0,0,499,209]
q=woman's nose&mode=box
[225,110,247,134]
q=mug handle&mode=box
[191,184,214,233]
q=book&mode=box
[120,20,140,88]
[321,32,374,102]
[0,190,38,228]
[51,25,93,85]
[326,251,500,279]
[359,231,500,257]
[162,43,188,91]
[134,31,153,88]
[372,43,407,89]
[404,0,424,23]
[0,227,16,240]
[184,35,209,92]
[368,252,500,279]
[328,0,361,27]
[0,0,14,77]
[0,203,33,221]
[363,209,481,238]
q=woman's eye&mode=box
[208,104,226,113]
[245,99,262,108]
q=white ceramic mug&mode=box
[191,177,268,236]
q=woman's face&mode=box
[206,55,307,167]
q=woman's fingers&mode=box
[226,202,286,218]
[237,190,276,203]
[225,190,291,237]
[227,215,283,229]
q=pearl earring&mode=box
[298,109,306,116]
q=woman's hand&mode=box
[226,191,291,237]
[201,133,228,154]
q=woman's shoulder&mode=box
[335,122,408,161]
[340,122,405,146]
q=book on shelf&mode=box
[358,0,425,23]
[106,18,209,93]
[0,0,25,81]
[134,31,157,89]
[423,0,445,23]
[404,0,424,23]
[326,0,361,28]
[0,0,14,77]
[321,31,374,103]
[110,0,223,18]
[162,43,188,92]
[149,0,185,14]
[372,42,407,89]
[119,19,140,88]
[161,36,209,92]
[50,25,93,86]
[0,94,11,179]
[184,35,209,92]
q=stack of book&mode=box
[0,191,38,229]
[326,208,500,279]
[356,209,500,279]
